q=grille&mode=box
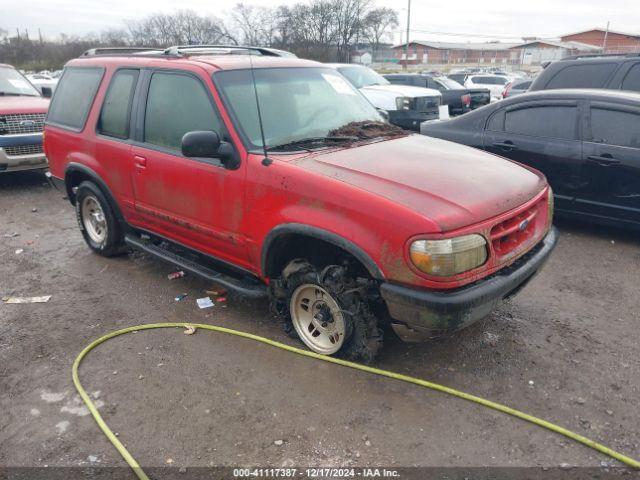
[3,143,44,156]
[0,113,46,135]
[490,197,546,258]
[414,97,440,112]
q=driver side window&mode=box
[144,72,223,151]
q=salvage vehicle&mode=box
[464,74,510,102]
[45,46,558,361]
[383,73,472,116]
[326,64,442,130]
[529,53,640,92]
[0,64,50,173]
[421,89,640,230]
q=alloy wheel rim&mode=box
[81,195,107,244]
[290,284,346,355]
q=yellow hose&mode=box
[72,322,640,480]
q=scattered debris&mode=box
[206,288,227,296]
[56,421,71,435]
[138,375,144,380]
[528,380,535,386]
[606,409,614,416]
[87,455,98,463]
[183,325,196,335]
[274,440,284,446]
[166,458,174,465]
[575,397,586,405]
[483,331,500,347]
[15,248,24,255]
[178,467,187,474]
[364,440,371,447]
[168,271,185,280]
[174,293,188,302]
[31,207,38,213]
[3,295,51,304]
[196,297,214,309]
[3,232,19,238]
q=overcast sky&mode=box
[3,0,639,42]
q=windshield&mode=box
[337,66,390,89]
[0,67,41,96]
[215,67,383,150]
[435,77,464,89]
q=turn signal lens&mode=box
[410,234,488,277]
[547,187,554,227]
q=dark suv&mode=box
[529,53,640,92]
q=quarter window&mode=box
[98,69,139,139]
[505,105,577,140]
[591,108,640,148]
[47,67,103,130]
[621,63,640,92]
[144,72,222,151]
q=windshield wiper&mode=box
[266,136,358,152]
[0,92,23,96]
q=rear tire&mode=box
[272,260,383,362]
[75,181,124,257]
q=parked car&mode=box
[26,73,58,97]
[529,53,640,92]
[464,74,510,102]
[447,73,468,85]
[45,46,557,360]
[447,73,492,109]
[502,78,533,98]
[383,73,471,116]
[421,89,640,230]
[0,63,49,173]
[326,64,442,130]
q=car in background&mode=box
[529,53,640,92]
[0,64,49,173]
[502,78,533,98]
[383,73,472,116]
[421,89,640,230]
[26,73,58,97]
[327,64,442,130]
[464,74,510,102]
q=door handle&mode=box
[134,155,147,171]
[587,154,620,166]
[493,141,516,151]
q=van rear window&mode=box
[47,67,103,130]
[546,63,616,89]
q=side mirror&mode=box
[377,109,390,122]
[41,87,53,98]
[181,130,239,169]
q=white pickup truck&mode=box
[327,64,442,130]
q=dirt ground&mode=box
[1,170,639,477]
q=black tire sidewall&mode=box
[75,181,122,256]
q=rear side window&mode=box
[98,69,139,139]
[546,63,616,89]
[591,108,640,148]
[144,72,222,151]
[505,105,577,140]
[47,67,103,130]
[621,63,640,92]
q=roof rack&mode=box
[81,47,164,57]
[162,45,292,57]
[562,52,640,61]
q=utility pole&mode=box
[602,21,610,53]
[403,0,411,70]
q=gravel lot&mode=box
[1,170,639,476]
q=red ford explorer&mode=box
[45,46,557,361]
[0,64,50,173]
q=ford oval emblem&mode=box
[20,120,36,127]
[518,219,529,232]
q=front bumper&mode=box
[0,133,47,173]
[388,110,439,131]
[380,227,558,341]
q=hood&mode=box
[361,84,441,98]
[0,96,49,115]
[295,135,546,232]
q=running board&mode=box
[124,233,267,299]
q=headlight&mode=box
[409,234,488,277]
[395,96,413,110]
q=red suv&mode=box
[45,46,557,361]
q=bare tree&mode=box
[363,7,398,58]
